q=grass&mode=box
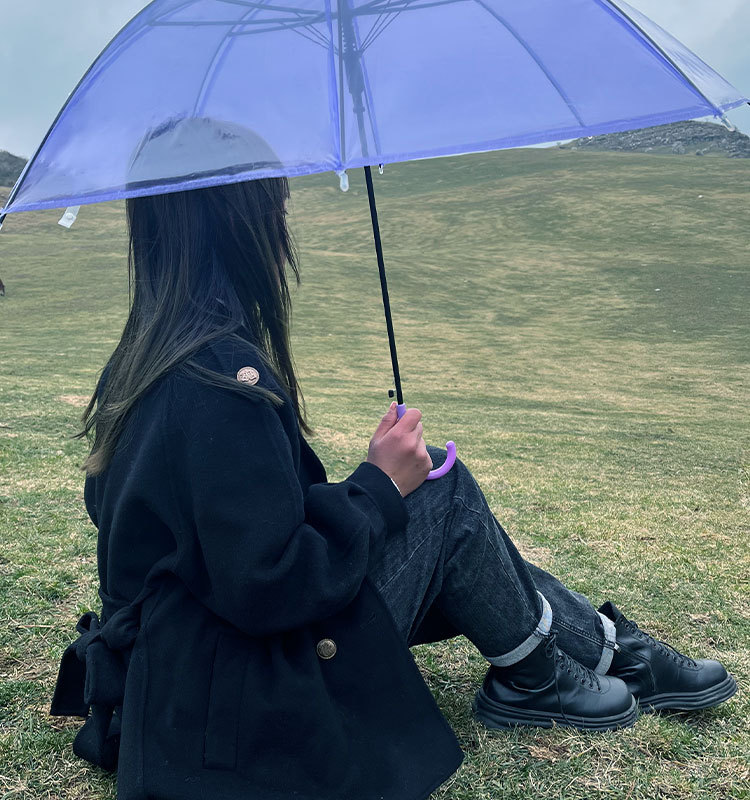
[0,148,748,799]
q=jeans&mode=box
[367,448,617,674]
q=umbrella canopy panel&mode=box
[1,0,747,217]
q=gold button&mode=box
[236,366,259,385]
[316,638,337,659]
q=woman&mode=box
[52,118,736,800]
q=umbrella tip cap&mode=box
[58,206,81,228]
[336,170,349,192]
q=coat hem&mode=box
[414,755,464,800]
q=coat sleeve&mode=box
[162,375,409,636]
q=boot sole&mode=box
[472,687,638,732]
[638,673,738,712]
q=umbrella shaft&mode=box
[363,165,404,406]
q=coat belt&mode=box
[50,593,148,772]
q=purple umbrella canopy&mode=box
[0,0,747,220]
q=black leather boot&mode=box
[472,631,637,731]
[599,601,738,711]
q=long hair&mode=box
[75,144,310,476]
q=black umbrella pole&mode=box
[363,165,404,407]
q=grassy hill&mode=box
[0,148,748,799]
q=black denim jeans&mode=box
[367,448,616,673]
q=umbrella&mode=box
[1,0,747,478]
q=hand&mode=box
[366,402,433,497]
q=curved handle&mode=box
[426,440,457,480]
[396,403,456,480]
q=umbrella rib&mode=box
[254,18,331,48]
[202,0,463,37]
[360,8,399,52]
[346,0,374,158]
[361,0,472,54]
[357,0,413,53]
[323,0,344,168]
[352,9,384,155]
[145,0,197,26]
[596,0,720,115]
[291,24,332,49]
[215,0,324,15]
[156,16,321,26]
[359,7,390,52]
[230,16,334,34]
[193,3,272,116]
[365,0,467,15]
[217,0,333,49]
[338,0,347,162]
[472,0,585,128]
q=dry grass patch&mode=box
[57,395,89,407]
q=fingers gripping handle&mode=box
[396,403,457,480]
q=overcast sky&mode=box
[1,0,748,159]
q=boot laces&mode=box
[545,632,601,691]
[541,632,601,729]
[622,618,697,668]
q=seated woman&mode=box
[53,120,736,800]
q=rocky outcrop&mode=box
[567,120,750,158]
[0,150,27,188]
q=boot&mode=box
[599,601,738,712]
[472,631,637,731]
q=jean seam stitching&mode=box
[441,499,489,600]
[376,507,453,593]
[432,497,489,607]
[449,498,541,631]
[484,528,541,628]
[451,494,486,519]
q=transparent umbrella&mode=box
[1,0,747,477]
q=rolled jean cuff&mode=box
[594,611,617,675]
[484,591,552,667]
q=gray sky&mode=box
[1,0,748,159]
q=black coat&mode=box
[52,332,464,800]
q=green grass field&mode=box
[0,148,748,799]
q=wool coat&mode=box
[51,331,464,800]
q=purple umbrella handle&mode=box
[396,403,457,480]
